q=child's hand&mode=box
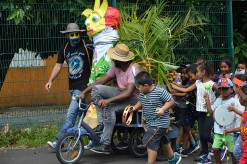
[228,106,235,112]
[97,99,110,108]
[224,73,232,79]
[224,129,232,134]
[156,107,164,116]
[129,106,135,112]
[203,92,209,100]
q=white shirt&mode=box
[211,97,235,134]
[233,94,245,129]
[196,80,216,112]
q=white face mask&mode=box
[235,69,245,75]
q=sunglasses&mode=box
[69,32,80,38]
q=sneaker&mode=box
[220,146,228,161]
[175,147,188,158]
[197,154,211,164]
[137,144,146,148]
[84,140,94,150]
[195,137,201,146]
[194,152,205,162]
[168,154,182,164]
[90,144,111,154]
[116,141,128,150]
[47,141,57,149]
[208,148,214,156]
[180,149,189,158]
[93,124,104,133]
[174,146,182,154]
[188,144,200,154]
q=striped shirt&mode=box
[139,87,172,128]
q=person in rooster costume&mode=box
[82,0,121,84]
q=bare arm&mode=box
[225,127,240,134]
[130,100,142,112]
[204,93,214,115]
[97,82,136,108]
[228,106,244,116]
[172,92,188,97]
[79,74,112,98]
[212,82,218,92]
[108,83,136,103]
[156,98,175,116]
[172,82,190,88]
[45,63,62,91]
[171,83,196,93]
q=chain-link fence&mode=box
[0,1,233,128]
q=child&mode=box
[204,78,237,164]
[238,85,247,164]
[171,60,217,163]
[172,64,199,157]
[227,74,247,163]
[130,71,181,164]
[214,57,233,82]
[235,61,246,75]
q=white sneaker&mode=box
[208,148,214,156]
[84,140,93,150]
[188,144,200,154]
[47,141,57,149]
[220,146,228,161]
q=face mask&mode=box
[235,69,245,75]
[68,32,80,45]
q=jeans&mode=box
[55,89,82,141]
[233,135,242,164]
[92,85,138,145]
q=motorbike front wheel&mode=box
[56,133,84,164]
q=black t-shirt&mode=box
[57,40,93,91]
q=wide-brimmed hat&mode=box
[107,44,135,62]
[60,23,85,34]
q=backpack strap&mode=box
[63,41,92,70]
[63,42,69,60]
[82,39,92,70]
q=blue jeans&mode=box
[91,85,138,145]
[55,89,82,141]
[233,134,242,164]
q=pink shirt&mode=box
[107,63,142,91]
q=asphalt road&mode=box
[0,146,233,164]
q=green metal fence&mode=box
[0,1,234,128]
[116,0,234,70]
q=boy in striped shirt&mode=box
[130,71,181,164]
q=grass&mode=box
[0,125,59,149]
[0,119,199,149]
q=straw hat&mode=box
[60,23,85,34]
[107,44,135,62]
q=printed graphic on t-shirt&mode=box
[67,51,85,79]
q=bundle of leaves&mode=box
[118,1,203,86]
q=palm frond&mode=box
[118,1,203,84]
